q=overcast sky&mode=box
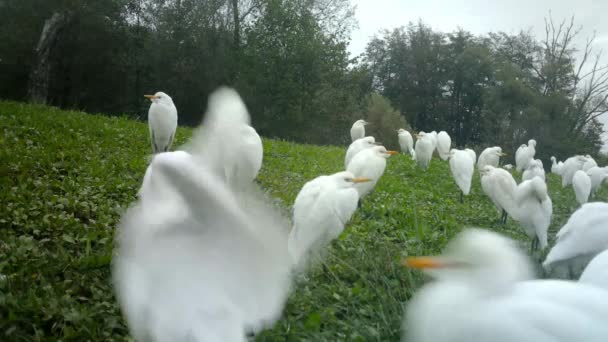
[348,0,608,150]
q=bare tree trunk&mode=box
[27,12,70,104]
[232,0,240,48]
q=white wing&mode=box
[573,170,591,204]
[436,131,451,160]
[450,151,474,195]
[579,249,608,291]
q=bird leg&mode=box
[357,199,362,209]
[500,209,508,225]
[568,264,575,280]
[459,191,464,203]
[530,236,539,255]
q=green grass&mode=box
[1,101,606,341]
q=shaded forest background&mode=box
[1,0,608,161]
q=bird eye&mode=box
[344,177,352,182]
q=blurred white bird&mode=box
[414,132,434,170]
[573,170,591,205]
[543,202,608,279]
[579,249,608,290]
[402,228,608,342]
[288,171,370,269]
[587,166,608,196]
[583,155,598,172]
[346,145,397,199]
[515,139,536,172]
[522,159,545,182]
[114,88,292,341]
[550,156,563,175]
[560,155,587,187]
[397,129,415,159]
[502,164,513,170]
[429,131,438,152]
[436,131,451,160]
[345,136,378,169]
[480,165,517,224]
[512,176,552,252]
[350,119,369,142]
[448,148,475,202]
[477,146,504,170]
[145,91,178,154]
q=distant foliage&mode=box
[364,93,407,150]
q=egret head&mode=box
[355,119,369,126]
[492,146,506,157]
[373,146,399,158]
[551,156,556,162]
[144,91,173,106]
[415,131,426,139]
[479,165,494,176]
[397,128,406,134]
[528,139,536,147]
[332,171,372,188]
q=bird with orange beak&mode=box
[144,91,178,154]
[346,145,398,200]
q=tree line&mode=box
[1,1,607,159]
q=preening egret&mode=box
[583,155,598,172]
[448,149,475,202]
[543,202,608,279]
[346,146,397,199]
[522,159,545,182]
[414,132,434,170]
[114,88,292,341]
[397,129,415,159]
[480,165,517,224]
[512,176,552,252]
[436,131,451,160]
[579,249,608,290]
[573,170,591,205]
[515,139,536,172]
[145,91,178,154]
[288,171,370,269]
[550,156,563,175]
[350,119,369,142]
[477,146,504,170]
[587,166,608,195]
[402,228,608,342]
[560,155,586,187]
[345,136,378,169]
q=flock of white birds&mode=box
[112,87,608,341]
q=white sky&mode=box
[348,0,608,151]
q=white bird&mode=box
[522,159,545,182]
[448,148,475,202]
[579,249,608,290]
[397,129,415,159]
[350,119,369,142]
[436,131,451,160]
[514,144,526,170]
[145,91,178,154]
[346,145,397,199]
[480,165,517,224]
[515,139,536,172]
[465,148,477,165]
[429,131,438,151]
[414,132,434,170]
[402,228,608,342]
[573,170,592,205]
[543,202,608,279]
[502,164,513,170]
[114,88,292,341]
[512,176,552,251]
[345,136,378,169]
[587,166,608,195]
[583,155,598,172]
[550,156,563,175]
[287,171,370,269]
[560,155,587,187]
[477,146,504,170]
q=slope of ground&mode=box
[0,101,605,341]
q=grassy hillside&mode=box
[1,101,606,341]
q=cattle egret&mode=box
[397,129,415,159]
[477,146,504,170]
[522,159,545,182]
[436,131,451,160]
[579,249,608,290]
[345,136,378,169]
[550,156,563,175]
[480,165,517,224]
[512,176,552,252]
[402,228,608,342]
[573,170,591,205]
[583,155,598,172]
[587,166,608,195]
[515,139,536,172]
[414,132,434,170]
[448,149,475,202]
[429,131,438,151]
[114,88,292,341]
[346,146,397,199]
[288,171,370,269]
[543,202,608,279]
[350,119,369,142]
[560,155,586,187]
[145,91,178,154]
[503,164,513,170]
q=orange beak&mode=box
[352,177,372,183]
[144,94,158,100]
[385,150,399,155]
[401,257,445,269]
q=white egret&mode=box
[345,136,378,169]
[397,129,415,159]
[543,202,608,279]
[579,249,608,290]
[583,155,598,172]
[414,132,434,170]
[503,164,513,170]
[145,91,178,154]
[515,139,536,172]
[350,119,369,142]
[480,165,517,224]
[560,155,586,187]
[514,144,526,170]
[522,159,545,182]
[465,148,477,166]
[512,176,552,252]
[448,148,475,202]
[287,171,370,269]
[550,156,563,175]
[346,145,398,199]
[587,166,608,195]
[429,131,438,151]
[436,131,451,160]
[573,170,591,205]
[402,228,608,342]
[477,146,504,170]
